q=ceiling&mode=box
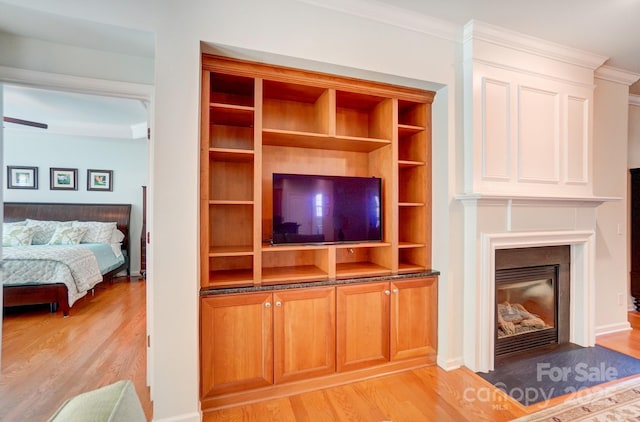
[0,0,638,134]
[3,85,148,140]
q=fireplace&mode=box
[495,246,570,359]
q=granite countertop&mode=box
[200,270,440,296]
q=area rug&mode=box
[511,376,640,421]
[478,344,640,406]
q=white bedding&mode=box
[3,245,104,306]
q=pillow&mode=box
[110,228,126,244]
[72,221,117,244]
[2,225,37,246]
[48,226,88,245]
[26,219,73,245]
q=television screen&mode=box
[272,173,382,245]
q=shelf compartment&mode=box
[210,72,254,107]
[398,124,424,138]
[210,148,254,162]
[209,204,253,251]
[210,104,254,127]
[261,247,329,285]
[262,129,390,152]
[210,245,254,257]
[398,206,426,245]
[398,246,427,274]
[263,80,330,134]
[210,124,254,151]
[335,244,391,279]
[336,91,392,140]
[209,160,253,202]
[208,255,254,288]
[398,100,427,128]
[398,165,426,204]
[398,131,427,163]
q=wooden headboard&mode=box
[3,202,132,273]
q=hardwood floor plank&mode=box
[1,277,152,421]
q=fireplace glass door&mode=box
[495,265,558,356]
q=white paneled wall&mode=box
[465,21,603,197]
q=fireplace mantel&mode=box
[456,193,620,208]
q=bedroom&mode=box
[2,84,149,308]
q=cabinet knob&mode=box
[392,288,399,294]
[265,302,271,308]
[384,290,391,296]
[275,301,282,307]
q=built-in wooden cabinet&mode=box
[201,286,335,400]
[337,276,437,372]
[199,55,437,410]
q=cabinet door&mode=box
[336,282,390,372]
[390,277,437,361]
[273,287,336,383]
[200,293,273,398]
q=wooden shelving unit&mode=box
[200,56,434,289]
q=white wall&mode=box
[593,77,632,332]
[3,130,147,275]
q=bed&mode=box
[2,202,132,316]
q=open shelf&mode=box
[335,244,391,279]
[207,268,254,287]
[336,262,391,279]
[209,159,253,202]
[261,266,328,285]
[210,245,254,257]
[210,72,254,107]
[398,246,427,274]
[262,129,390,152]
[210,104,254,127]
[262,246,330,284]
[336,91,392,140]
[210,124,254,151]
[263,80,330,134]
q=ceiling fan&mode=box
[2,116,48,129]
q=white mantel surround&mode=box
[458,194,617,372]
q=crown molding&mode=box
[630,95,640,107]
[595,65,640,86]
[294,0,460,42]
[463,20,608,71]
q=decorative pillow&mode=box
[72,221,117,244]
[48,226,88,245]
[110,228,126,244]
[2,225,37,246]
[26,219,73,245]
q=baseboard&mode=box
[437,355,464,371]
[595,321,632,336]
[152,411,201,422]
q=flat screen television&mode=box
[272,173,382,245]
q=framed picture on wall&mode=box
[87,169,113,191]
[50,168,78,190]
[7,166,38,189]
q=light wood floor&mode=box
[2,279,640,422]
[0,277,152,421]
